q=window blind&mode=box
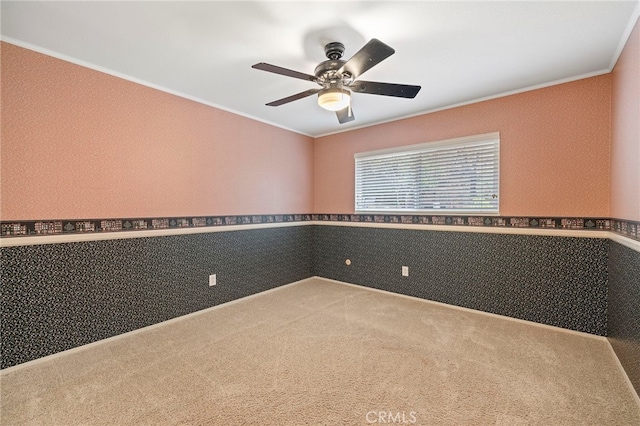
[355,133,499,214]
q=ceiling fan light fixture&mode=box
[318,88,351,111]
[253,38,420,124]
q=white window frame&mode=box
[354,132,500,215]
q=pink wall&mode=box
[1,39,627,221]
[314,76,612,217]
[611,19,640,222]
[0,42,314,220]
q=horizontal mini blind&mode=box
[355,133,499,214]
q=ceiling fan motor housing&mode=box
[314,60,346,80]
[315,42,352,85]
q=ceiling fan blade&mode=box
[265,89,320,107]
[336,105,355,124]
[350,80,421,98]
[339,39,395,80]
[252,63,319,83]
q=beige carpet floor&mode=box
[1,277,639,425]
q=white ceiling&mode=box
[1,1,638,137]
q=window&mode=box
[355,132,499,214]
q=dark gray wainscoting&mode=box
[1,226,314,368]
[313,226,608,335]
[608,240,640,395]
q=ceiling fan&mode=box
[252,39,421,124]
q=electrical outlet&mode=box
[402,266,409,277]
[209,274,216,286]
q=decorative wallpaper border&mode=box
[610,218,640,242]
[315,214,612,229]
[0,215,312,237]
[2,214,638,242]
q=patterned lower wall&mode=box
[0,226,314,369]
[0,224,619,370]
[313,226,608,335]
[608,241,640,395]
